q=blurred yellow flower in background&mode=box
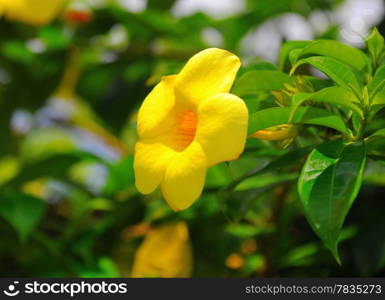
[131,222,193,278]
[0,0,65,26]
[134,48,248,211]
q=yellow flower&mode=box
[134,48,248,211]
[251,124,297,141]
[0,0,65,26]
[131,222,193,278]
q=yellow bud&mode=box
[131,222,193,278]
[250,124,297,141]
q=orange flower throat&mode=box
[176,110,197,151]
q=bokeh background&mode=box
[1,0,385,277]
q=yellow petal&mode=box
[195,93,248,166]
[161,142,207,211]
[136,75,178,141]
[134,141,176,194]
[174,48,241,108]
[131,222,193,278]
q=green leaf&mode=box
[369,80,385,103]
[369,128,385,138]
[291,56,363,95]
[103,156,135,195]
[289,48,304,66]
[291,39,369,72]
[226,223,272,238]
[235,173,296,191]
[366,128,385,146]
[1,40,36,64]
[298,141,366,261]
[232,70,294,96]
[279,40,311,71]
[38,26,71,51]
[7,152,93,187]
[367,28,385,64]
[78,257,120,278]
[0,191,47,242]
[280,243,319,268]
[147,0,176,10]
[291,86,364,120]
[227,146,311,191]
[368,65,385,98]
[364,159,385,186]
[206,163,232,188]
[239,61,278,75]
[302,75,333,90]
[372,92,385,109]
[248,106,349,135]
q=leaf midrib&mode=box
[326,145,345,247]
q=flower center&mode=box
[175,110,197,151]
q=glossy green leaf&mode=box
[103,155,135,195]
[288,48,304,66]
[239,61,278,75]
[279,40,310,71]
[366,128,385,146]
[291,39,369,71]
[298,141,366,261]
[291,86,364,120]
[368,64,385,90]
[235,173,297,191]
[370,80,385,102]
[352,112,362,133]
[369,128,385,138]
[227,146,311,191]
[368,65,385,99]
[248,106,349,135]
[371,89,385,107]
[232,70,294,96]
[302,75,333,90]
[291,56,363,95]
[0,191,46,242]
